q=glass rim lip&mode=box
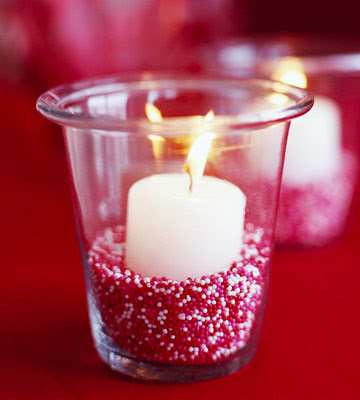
[36,73,313,134]
[297,53,360,75]
[210,37,360,75]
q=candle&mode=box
[282,95,341,185]
[125,106,246,281]
[273,57,342,185]
[126,174,246,280]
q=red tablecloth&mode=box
[1,90,360,400]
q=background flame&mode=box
[145,104,215,163]
[273,57,308,89]
[148,134,165,160]
[145,103,163,122]
[204,109,214,121]
[146,104,165,160]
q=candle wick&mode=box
[182,164,193,193]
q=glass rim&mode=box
[209,36,360,76]
[298,53,360,75]
[36,73,313,134]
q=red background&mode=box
[1,1,360,398]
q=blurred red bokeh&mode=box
[0,0,244,87]
[1,2,360,399]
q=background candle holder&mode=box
[201,37,360,247]
[37,74,313,382]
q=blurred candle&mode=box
[283,96,341,184]
[274,58,342,185]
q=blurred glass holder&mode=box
[36,74,312,382]
[204,37,360,247]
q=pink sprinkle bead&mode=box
[88,224,270,365]
[276,152,357,247]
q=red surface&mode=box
[1,82,360,399]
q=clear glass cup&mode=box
[36,74,313,382]
[202,37,360,247]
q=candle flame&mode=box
[148,134,165,160]
[273,57,308,89]
[183,132,215,192]
[145,103,215,175]
[183,110,215,190]
[268,93,289,106]
[204,109,214,121]
[146,104,164,160]
[145,103,163,122]
[145,103,214,124]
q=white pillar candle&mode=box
[247,95,342,184]
[266,58,343,185]
[126,173,246,281]
[283,95,342,185]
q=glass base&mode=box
[93,328,257,382]
[85,255,267,383]
[84,234,268,383]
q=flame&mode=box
[146,104,164,160]
[268,93,288,106]
[181,110,215,189]
[204,109,214,121]
[273,57,307,89]
[189,109,214,124]
[145,103,214,124]
[148,134,165,160]
[183,132,215,192]
[145,103,215,173]
[145,103,163,122]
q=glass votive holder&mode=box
[203,37,360,247]
[36,74,313,382]
[272,54,360,247]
